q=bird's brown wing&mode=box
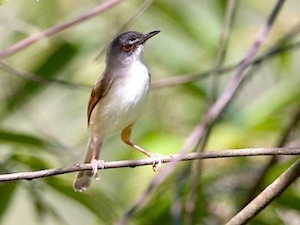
[87,75,114,126]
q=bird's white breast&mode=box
[89,59,150,136]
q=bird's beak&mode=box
[140,30,160,44]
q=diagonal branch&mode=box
[1,147,299,182]
[0,60,90,89]
[226,158,300,225]
[242,105,300,207]
[0,0,123,58]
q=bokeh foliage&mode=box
[0,0,300,224]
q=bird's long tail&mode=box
[73,137,102,192]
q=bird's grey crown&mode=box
[116,31,144,45]
[105,30,159,66]
[107,32,143,54]
[105,31,144,66]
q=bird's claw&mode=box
[151,154,163,172]
[91,159,105,180]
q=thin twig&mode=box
[0,0,123,58]
[0,148,299,182]
[242,106,300,206]
[226,158,300,225]
[0,60,90,89]
[151,40,300,90]
[208,0,238,103]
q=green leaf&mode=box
[0,0,9,5]
[0,130,50,148]
[6,42,78,111]
[0,129,50,148]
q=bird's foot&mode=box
[150,153,163,172]
[91,159,105,180]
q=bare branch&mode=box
[1,147,299,182]
[0,60,90,89]
[0,0,123,58]
[242,105,300,206]
[208,0,238,103]
[226,158,300,225]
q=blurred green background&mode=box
[0,0,300,224]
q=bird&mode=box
[73,30,161,192]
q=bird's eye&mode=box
[122,44,133,52]
[130,35,137,41]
